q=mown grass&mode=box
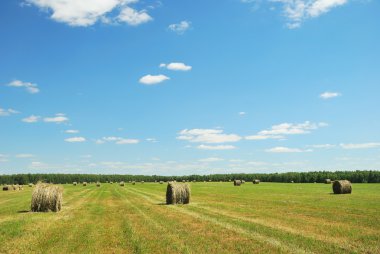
[0,182,379,254]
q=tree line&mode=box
[0,170,379,185]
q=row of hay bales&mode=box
[2,184,24,191]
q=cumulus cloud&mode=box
[168,20,191,34]
[159,62,192,71]
[266,146,311,153]
[43,113,69,123]
[197,144,237,150]
[139,74,170,85]
[7,80,39,94]
[0,108,19,117]
[320,91,341,99]
[22,115,40,123]
[25,0,152,27]
[340,143,380,149]
[96,136,139,145]
[178,129,242,143]
[64,137,86,142]
[246,121,327,140]
[65,129,79,134]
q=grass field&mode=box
[0,182,379,254]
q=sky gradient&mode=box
[1,0,379,175]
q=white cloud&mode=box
[117,6,152,25]
[197,144,237,150]
[239,112,246,116]
[15,154,34,158]
[178,129,242,143]
[139,74,170,85]
[64,137,86,142]
[320,91,341,99]
[146,138,158,143]
[65,129,79,134]
[96,136,139,145]
[26,0,152,27]
[43,113,69,123]
[266,146,311,153]
[22,115,40,123]
[309,144,336,149]
[0,108,20,116]
[246,121,327,140]
[340,143,380,149]
[159,62,192,71]
[0,154,9,163]
[199,157,224,162]
[168,20,191,34]
[7,80,39,94]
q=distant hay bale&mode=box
[333,180,352,194]
[209,180,212,182]
[120,181,125,186]
[2,186,9,191]
[31,183,63,212]
[159,181,163,184]
[83,182,87,186]
[110,181,113,184]
[234,180,242,186]
[132,181,136,185]
[12,185,19,191]
[325,179,331,184]
[291,181,294,183]
[166,182,190,205]
[96,182,101,187]
[73,182,77,186]
[241,180,245,184]
[28,183,33,187]
[141,181,144,184]
[18,185,24,190]
[182,180,186,183]
[253,179,260,184]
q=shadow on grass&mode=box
[17,210,30,213]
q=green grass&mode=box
[0,182,379,254]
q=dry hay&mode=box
[325,179,332,184]
[73,182,77,186]
[234,180,242,186]
[2,186,9,191]
[241,180,246,184]
[333,180,352,194]
[166,182,190,205]
[83,182,87,186]
[253,179,260,184]
[31,183,63,212]
[159,181,164,184]
[182,180,186,183]
[96,182,101,187]
[28,183,33,187]
[120,181,125,186]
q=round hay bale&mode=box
[291,181,294,183]
[159,181,164,184]
[96,182,101,187]
[83,182,87,186]
[166,182,190,205]
[182,180,186,183]
[2,186,9,191]
[31,183,63,212]
[73,182,77,186]
[29,183,33,187]
[132,181,136,185]
[325,179,331,184]
[110,181,113,184]
[241,180,245,184]
[253,179,260,184]
[141,181,144,184]
[120,181,125,186]
[208,180,212,182]
[234,180,242,186]
[333,180,352,194]
[12,185,19,190]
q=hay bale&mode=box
[29,183,33,187]
[132,181,135,185]
[2,186,9,191]
[253,179,260,184]
[141,181,144,184]
[83,182,87,186]
[325,179,331,184]
[31,183,63,212]
[166,182,190,205]
[110,181,113,184]
[73,182,77,186]
[96,182,101,187]
[234,180,242,186]
[159,181,163,184]
[12,185,19,190]
[241,180,245,184]
[18,185,24,190]
[120,181,125,186]
[291,181,294,183]
[182,180,186,183]
[333,180,352,194]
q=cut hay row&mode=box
[166,182,190,205]
[333,180,352,194]
[31,183,63,212]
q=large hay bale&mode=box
[234,180,242,186]
[333,180,352,194]
[253,179,260,184]
[120,181,125,186]
[73,182,77,186]
[166,182,190,205]
[96,182,101,187]
[2,186,9,191]
[83,182,87,186]
[325,179,331,184]
[31,183,63,212]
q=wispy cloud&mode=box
[159,62,192,71]
[139,74,170,85]
[340,143,380,149]
[64,137,86,143]
[178,129,242,143]
[7,80,39,93]
[22,115,40,123]
[266,146,312,153]
[199,157,224,162]
[197,144,237,150]
[308,144,336,149]
[168,20,191,34]
[239,112,246,116]
[96,136,139,145]
[320,91,341,99]
[15,154,34,158]
[0,108,19,117]
[65,129,79,134]
[43,113,69,123]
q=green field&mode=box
[0,182,379,254]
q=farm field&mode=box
[0,182,379,254]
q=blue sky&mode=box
[0,0,379,175]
